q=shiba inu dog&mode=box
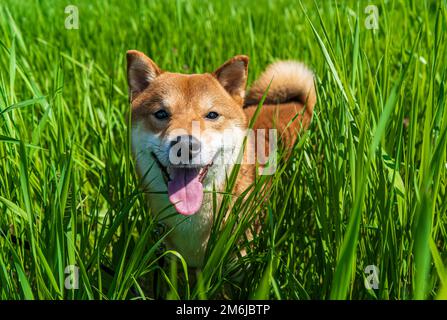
[127,50,316,267]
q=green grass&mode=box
[0,0,446,300]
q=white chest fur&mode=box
[138,159,224,267]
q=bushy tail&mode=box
[244,60,316,114]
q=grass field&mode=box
[0,0,447,300]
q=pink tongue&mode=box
[168,168,204,216]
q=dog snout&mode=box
[169,135,201,163]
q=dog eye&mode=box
[153,110,169,120]
[205,111,219,120]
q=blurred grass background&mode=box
[0,0,446,299]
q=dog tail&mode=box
[244,60,316,115]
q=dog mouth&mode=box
[151,152,212,216]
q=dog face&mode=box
[128,51,248,216]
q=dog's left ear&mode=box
[213,55,249,104]
[127,50,162,101]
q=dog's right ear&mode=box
[126,50,162,101]
[212,55,249,105]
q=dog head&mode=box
[127,50,249,216]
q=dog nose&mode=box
[170,135,201,162]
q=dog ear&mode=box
[126,50,162,101]
[213,55,249,104]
